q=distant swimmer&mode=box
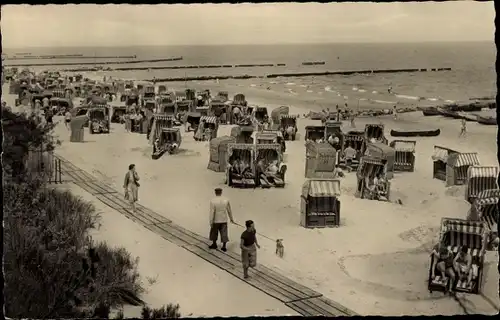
[459,118,467,137]
[388,86,393,94]
[393,105,398,120]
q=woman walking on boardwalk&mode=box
[124,164,140,213]
[240,220,260,279]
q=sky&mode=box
[1,2,495,48]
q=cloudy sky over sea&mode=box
[2,2,494,48]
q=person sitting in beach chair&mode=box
[453,245,473,286]
[238,159,252,178]
[266,160,279,176]
[228,159,240,175]
[431,243,456,293]
[374,174,387,194]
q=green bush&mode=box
[2,104,182,319]
[3,177,146,318]
[141,304,182,319]
[1,107,58,179]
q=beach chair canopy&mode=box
[301,179,341,198]
[227,143,254,152]
[439,218,487,252]
[472,189,500,231]
[432,146,458,163]
[364,142,395,159]
[200,116,218,124]
[256,132,278,142]
[210,136,236,148]
[468,166,498,179]
[256,143,281,153]
[448,152,480,168]
[391,140,416,153]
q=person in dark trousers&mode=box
[209,188,235,251]
[240,220,260,279]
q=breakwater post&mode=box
[141,67,452,83]
[6,55,138,60]
[4,56,183,67]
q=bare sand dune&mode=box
[5,79,499,316]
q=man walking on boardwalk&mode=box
[209,187,235,252]
[240,220,260,279]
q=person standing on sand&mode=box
[209,188,235,251]
[64,110,72,130]
[123,164,140,213]
[344,143,357,169]
[42,96,50,109]
[459,118,467,137]
[240,220,260,279]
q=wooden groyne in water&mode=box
[266,67,451,78]
[302,61,326,65]
[58,63,288,72]
[141,67,452,83]
[6,55,137,60]
[4,56,183,67]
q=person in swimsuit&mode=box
[459,118,467,137]
[453,245,473,285]
[431,243,456,292]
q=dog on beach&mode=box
[275,239,284,258]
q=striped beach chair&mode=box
[355,156,391,201]
[470,189,499,249]
[446,152,480,186]
[51,89,65,98]
[226,143,256,188]
[465,166,498,203]
[390,140,416,172]
[300,179,341,228]
[428,218,487,294]
[148,114,175,147]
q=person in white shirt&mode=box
[209,188,235,251]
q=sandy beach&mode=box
[62,183,297,317]
[7,73,498,316]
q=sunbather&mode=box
[238,160,252,177]
[431,243,456,293]
[375,174,387,195]
[453,245,473,285]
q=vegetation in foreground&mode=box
[2,105,182,318]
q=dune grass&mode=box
[2,105,181,318]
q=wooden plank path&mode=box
[54,154,357,316]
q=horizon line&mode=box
[3,40,492,50]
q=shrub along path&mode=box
[55,154,357,317]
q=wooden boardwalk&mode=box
[56,154,357,316]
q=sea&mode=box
[3,42,496,108]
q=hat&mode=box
[214,187,222,192]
